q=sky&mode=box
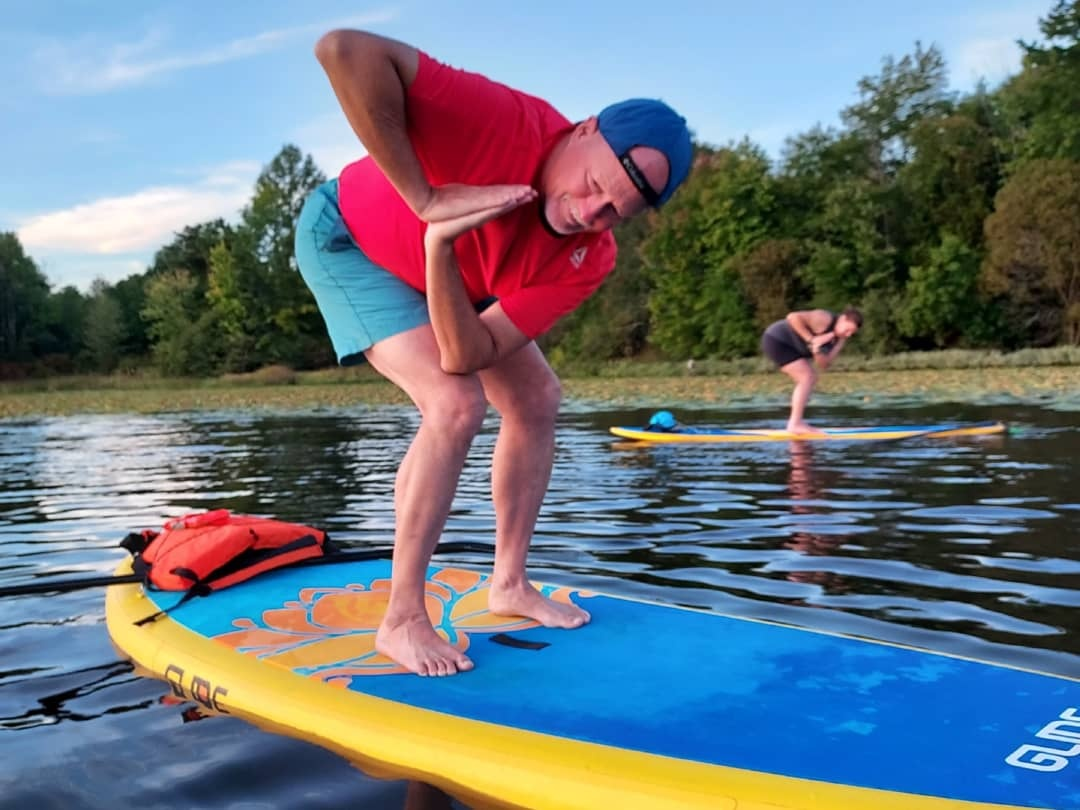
[1,0,1049,292]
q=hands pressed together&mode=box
[419,183,538,248]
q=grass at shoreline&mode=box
[564,365,1079,408]
[1,356,1077,418]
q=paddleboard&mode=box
[106,555,1077,810]
[610,421,1007,444]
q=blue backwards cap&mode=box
[597,98,692,207]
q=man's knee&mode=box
[532,372,562,418]
[507,370,561,425]
[425,382,488,438]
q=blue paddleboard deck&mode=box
[128,558,1079,809]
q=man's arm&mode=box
[315,29,540,224]
[423,241,531,374]
[421,192,538,374]
[314,30,432,215]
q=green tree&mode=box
[841,42,953,177]
[729,239,807,331]
[641,143,773,358]
[542,212,655,364]
[0,232,51,364]
[83,279,126,373]
[836,42,951,286]
[244,145,324,274]
[699,258,759,358]
[149,220,233,286]
[983,158,1080,344]
[899,234,995,347]
[898,92,1005,253]
[238,145,328,368]
[142,269,222,375]
[801,178,898,306]
[111,275,151,361]
[140,220,234,372]
[206,239,259,371]
[41,285,89,364]
[1001,1,1080,163]
[772,43,955,354]
[776,128,870,239]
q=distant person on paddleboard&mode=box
[761,308,862,435]
[294,29,692,676]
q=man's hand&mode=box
[421,183,536,375]
[423,184,537,244]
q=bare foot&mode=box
[488,578,590,628]
[375,614,473,677]
[786,421,822,435]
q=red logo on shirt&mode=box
[570,247,588,268]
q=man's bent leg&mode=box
[478,343,589,628]
[366,325,488,675]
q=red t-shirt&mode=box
[337,52,617,340]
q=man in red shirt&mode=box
[295,29,692,676]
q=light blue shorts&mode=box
[294,179,430,366]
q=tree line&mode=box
[3,1,1078,379]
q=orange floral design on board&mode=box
[214,568,589,679]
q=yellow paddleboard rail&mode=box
[609,422,1006,444]
[107,558,1026,810]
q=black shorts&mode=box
[761,333,809,368]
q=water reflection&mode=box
[158,693,463,810]
[782,441,851,595]
[1,404,1078,810]
[0,662,141,730]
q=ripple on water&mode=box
[1,405,1078,807]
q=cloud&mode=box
[946,3,1044,89]
[35,9,397,94]
[16,161,261,255]
[952,37,1024,87]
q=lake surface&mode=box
[1,400,1078,808]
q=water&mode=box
[1,401,1078,809]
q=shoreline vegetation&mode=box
[6,7,1080,400]
[2,348,1078,419]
